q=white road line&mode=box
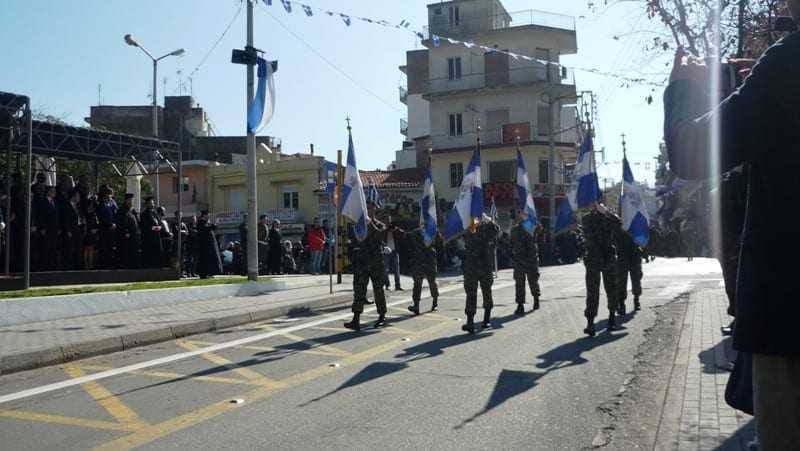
[0,281,515,406]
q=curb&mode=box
[0,290,355,376]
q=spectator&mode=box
[257,214,269,274]
[196,210,222,279]
[307,217,326,274]
[59,189,84,270]
[282,241,296,274]
[83,198,99,269]
[157,206,173,268]
[664,27,800,449]
[267,219,283,274]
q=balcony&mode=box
[400,118,409,136]
[424,65,573,98]
[425,9,575,40]
[399,86,408,104]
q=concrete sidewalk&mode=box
[0,273,462,376]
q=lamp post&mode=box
[124,34,184,207]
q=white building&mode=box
[398,0,581,230]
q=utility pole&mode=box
[245,0,259,281]
[547,94,557,260]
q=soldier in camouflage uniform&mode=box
[407,229,441,315]
[581,204,619,337]
[461,216,500,334]
[615,228,643,314]
[344,201,388,331]
[510,210,541,315]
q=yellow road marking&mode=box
[175,340,284,389]
[0,409,140,432]
[77,365,257,387]
[258,324,352,357]
[63,364,147,430]
[92,319,454,451]
[185,338,346,358]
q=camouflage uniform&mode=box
[351,219,387,317]
[410,229,440,308]
[581,210,619,329]
[615,228,643,313]
[463,221,499,317]
[510,223,541,309]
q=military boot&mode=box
[462,315,476,334]
[533,295,540,311]
[374,313,387,328]
[608,311,617,330]
[634,296,641,311]
[344,313,361,332]
[408,301,420,316]
[618,303,627,316]
[482,309,492,329]
[431,297,438,311]
[584,318,596,337]
[514,304,525,316]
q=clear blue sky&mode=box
[0,0,668,186]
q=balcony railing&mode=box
[399,86,408,104]
[425,65,573,96]
[425,9,575,39]
[400,118,409,136]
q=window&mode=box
[172,176,189,193]
[434,6,442,15]
[229,190,245,210]
[282,187,299,209]
[538,160,549,184]
[450,163,464,188]
[537,105,550,136]
[488,160,515,183]
[449,113,463,137]
[447,57,462,80]
[535,48,551,61]
[449,6,460,27]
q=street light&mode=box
[124,34,185,207]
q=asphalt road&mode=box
[0,259,723,451]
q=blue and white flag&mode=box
[515,149,538,235]
[444,147,483,240]
[340,132,369,241]
[301,4,313,16]
[247,57,275,134]
[554,186,577,235]
[489,196,497,220]
[575,132,602,209]
[366,180,382,208]
[340,14,351,26]
[432,35,441,48]
[280,0,292,13]
[420,169,437,247]
[621,157,650,246]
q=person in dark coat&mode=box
[267,219,283,275]
[157,207,174,268]
[116,194,140,269]
[83,197,100,269]
[35,186,60,271]
[196,210,222,278]
[257,215,269,274]
[238,215,249,276]
[96,186,118,269]
[139,197,164,269]
[186,215,199,277]
[664,28,800,448]
[59,189,84,270]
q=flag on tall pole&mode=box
[340,123,369,241]
[444,142,483,241]
[247,57,275,134]
[621,157,650,246]
[420,169,437,247]
[575,131,602,208]
[515,147,538,235]
[554,187,577,235]
[366,180,382,208]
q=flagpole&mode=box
[336,149,343,284]
[245,0,259,282]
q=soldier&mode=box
[510,210,541,315]
[407,228,440,315]
[615,228,643,314]
[581,204,619,337]
[116,193,141,269]
[462,215,499,334]
[344,200,388,331]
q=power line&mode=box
[187,0,244,80]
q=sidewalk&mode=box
[656,284,755,451]
[0,273,461,375]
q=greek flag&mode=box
[621,157,650,246]
[420,169,437,247]
[515,149,538,235]
[444,147,483,240]
[280,0,292,13]
[366,181,382,208]
[340,132,369,241]
[554,186,577,235]
[247,57,275,134]
[575,132,602,208]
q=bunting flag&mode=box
[247,57,275,134]
[444,145,483,241]
[432,34,441,48]
[621,157,650,246]
[340,14,351,26]
[420,169,437,247]
[341,130,369,241]
[515,149,538,235]
[280,0,292,13]
[366,180,383,208]
[575,132,602,209]
[301,4,313,16]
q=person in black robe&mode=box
[139,197,164,268]
[196,211,222,278]
[116,194,140,269]
[83,197,100,269]
[96,186,118,269]
[267,219,283,274]
[59,189,84,270]
[186,215,199,277]
[35,186,60,271]
[157,207,174,268]
[238,215,249,275]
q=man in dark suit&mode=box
[664,16,800,448]
[60,189,84,270]
[35,186,60,271]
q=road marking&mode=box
[183,339,344,358]
[91,318,456,451]
[63,364,148,430]
[0,410,141,432]
[0,281,512,407]
[175,340,284,388]
[258,324,352,357]
[77,364,256,386]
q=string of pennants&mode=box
[262,0,665,88]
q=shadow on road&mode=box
[535,331,629,371]
[698,336,734,375]
[456,369,545,429]
[298,361,410,407]
[713,419,755,450]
